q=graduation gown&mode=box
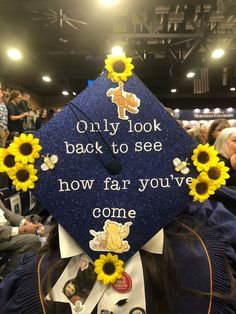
[0,199,235,314]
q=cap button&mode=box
[106,159,122,175]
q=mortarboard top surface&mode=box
[34,70,197,262]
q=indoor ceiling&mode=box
[0,0,236,100]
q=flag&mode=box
[193,67,209,94]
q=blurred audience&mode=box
[18,91,30,114]
[0,198,43,275]
[2,89,10,105]
[18,91,30,131]
[207,118,230,145]
[35,109,51,130]
[214,127,236,187]
[187,123,208,144]
[7,90,29,140]
[0,89,9,148]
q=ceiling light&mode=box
[194,108,200,113]
[227,107,234,112]
[174,109,180,112]
[111,46,124,56]
[171,88,177,93]
[203,108,210,113]
[99,0,119,5]
[62,90,69,96]
[72,92,76,96]
[42,75,51,82]
[7,48,22,61]
[230,87,235,91]
[186,72,195,78]
[214,108,221,113]
[211,48,225,59]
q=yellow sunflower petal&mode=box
[97,272,104,280]
[20,133,27,141]
[32,138,40,145]
[27,134,33,141]
[103,275,110,285]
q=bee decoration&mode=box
[173,158,190,175]
[41,154,59,171]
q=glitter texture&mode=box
[34,71,197,262]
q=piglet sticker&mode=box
[89,220,132,253]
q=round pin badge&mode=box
[112,272,132,293]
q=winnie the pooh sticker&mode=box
[89,220,132,253]
[106,81,140,120]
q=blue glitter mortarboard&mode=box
[33,58,198,262]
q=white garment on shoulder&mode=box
[0,208,9,226]
[49,225,164,313]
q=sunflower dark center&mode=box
[196,182,208,195]
[208,167,221,180]
[112,61,126,73]
[16,169,29,182]
[20,143,33,155]
[197,151,209,164]
[103,262,116,275]
[4,154,15,167]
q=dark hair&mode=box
[207,119,230,145]
[8,90,21,102]
[21,90,30,96]
[40,109,49,118]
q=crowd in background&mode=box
[166,107,236,188]
[0,87,60,149]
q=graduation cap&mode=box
[32,54,198,261]
[1,54,229,287]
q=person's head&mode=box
[21,91,30,102]
[41,109,49,119]
[214,127,236,158]
[8,90,22,104]
[2,89,9,104]
[207,119,230,145]
[199,124,208,143]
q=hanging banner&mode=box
[175,109,235,120]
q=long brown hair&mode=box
[8,90,21,102]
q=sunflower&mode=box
[191,143,219,172]
[9,133,42,164]
[0,148,16,172]
[206,161,230,188]
[8,162,38,192]
[94,253,124,285]
[105,54,134,83]
[189,172,217,203]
